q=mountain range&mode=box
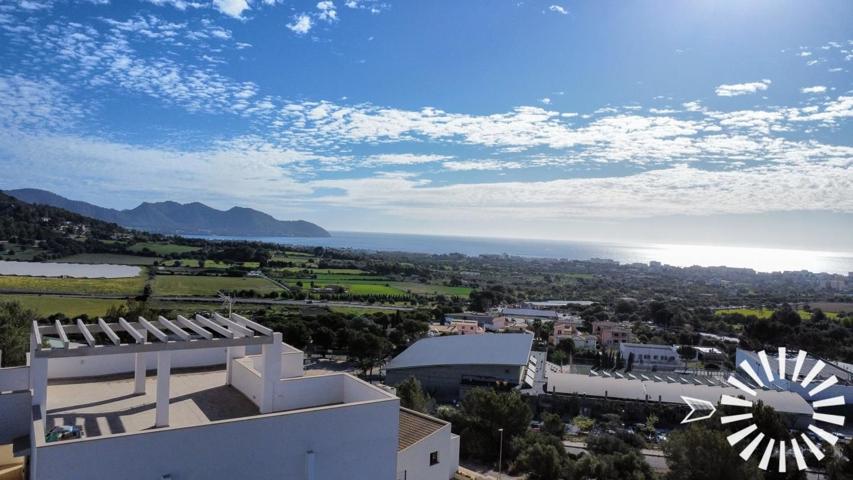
[6,189,330,237]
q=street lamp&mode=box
[497,427,504,480]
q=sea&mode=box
[191,231,853,275]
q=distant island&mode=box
[6,188,330,237]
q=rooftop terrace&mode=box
[45,368,257,439]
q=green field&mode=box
[153,275,282,296]
[0,294,125,317]
[0,274,146,295]
[57,253,159,265]
[162,259,230,268]
[344,283,408,296]
[388,282,472,297]
[129,242,200,255]
[715,308,838,320]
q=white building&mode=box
[0,313,458,480]
[619,343,684,370]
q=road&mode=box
[563,440,669,472]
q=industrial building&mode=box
[546,371,814,428]
[0,314,459,480]
[385,333,536,400]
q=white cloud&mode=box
[317,1,337,22]
[801,85,827,94]
[287,14,312,34]
[362,153,451,166]
[548,5,568,15]
[308,163,853,220]
[715,79,771,97]
[212,0,250,18]
[442,160,524,171]
[540,97,551,105]
[144,0,205,10]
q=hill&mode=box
[6,189,330,237]
[0,191,127,258]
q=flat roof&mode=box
[398,408,447,451]
[501,308,557,318]
[45,369,259,439]
[548,373,812,415]
[620,343,677,350]
[387,333,534,370]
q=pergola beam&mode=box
[119,317,145,343]
[194,315,233,338]
[176,315,213,340]
[98,318,121,346]
[32,320,43,347]
[213,312,253,337]
[76,319,96,347]
[231,313,273,336]
[138,317,169,343]
[158,316,191,341]
[54,320,69,346]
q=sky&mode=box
[0,0,851,251]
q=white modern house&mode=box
[0,313,458,480]
[619,343,684,370]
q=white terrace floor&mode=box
[45,368,259,439]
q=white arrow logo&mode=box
[681,396,717,424]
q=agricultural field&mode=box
[162,259,230,268]
[57,253,159,265]
[388,282,472,297]
[153,275,282,296]
[715,308,838,320]
[0,294,125,318]
[0,274,146,295]
[345,283,408,296]
[128,242,200,255]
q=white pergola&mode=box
[30,313,282,427]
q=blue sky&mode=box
[0,0,851,249]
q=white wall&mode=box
[250,351,305,379]
[0,366,29,391]
[35,398,400,480]
[396,423,457,480]
[46,347,229,379]
[0,391,30,443]
[231,358,263,407]
[274,375,343,412]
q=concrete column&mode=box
[133,353,146,394]
[30,356,48,420]
[306,451,315,480]
[155,351,171,428]
[260,333,283,413]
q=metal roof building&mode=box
[500,308,558,319]
[387,333,534,370]
[547,372,813,416]
[386,334,535,400]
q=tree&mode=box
[441,388,532,463]
[576,440,655,480]
[511,431,574,480]
[541,412,564,439]
[664,424,761,480]
[572,415,595,433]
[0,301,38,366]
[396,376,431,413]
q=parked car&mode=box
[45,425,82,443]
